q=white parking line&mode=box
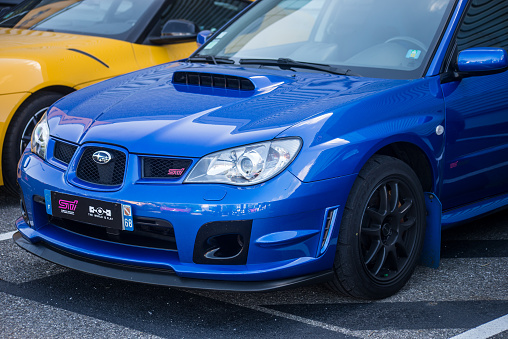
[450,314,508,339]
[0,231,16,241]
[247,304,357,335]
[187,291,359,336]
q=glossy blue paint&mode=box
[440,69,508,210]
[196,30,212,47]
[48,64,417,159]
[441,193,508,228]
[420,193,442,269]
[426,0,468,76]
[279,76,445,183]
[15,0,508,293]
[255,230,320,248]
[17,148,356,280]
[457,48,508,73]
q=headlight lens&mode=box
[185,138,302,185]
[30,112,49,159]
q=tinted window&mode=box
[146,0,251,40]
[456,0,508,51]
[0,0,163,42]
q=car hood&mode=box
[0,28,138,93]
[49,62,406,158]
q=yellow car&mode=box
[0,0,252,193]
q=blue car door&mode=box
[440,0,508,211]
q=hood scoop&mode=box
[172,71,256,91]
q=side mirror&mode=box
[150,19,199,45]
[441,47,507,83]
[197,30,212,47]
[457,47,508,75]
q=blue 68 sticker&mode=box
[122,204,134,231]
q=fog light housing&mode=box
[193,220,252,265]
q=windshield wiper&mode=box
[239,58,357,76]
[187,55,235,65]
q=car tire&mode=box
[2,92,63,195]
[328,155,426,299]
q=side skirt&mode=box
[420,191,508,269]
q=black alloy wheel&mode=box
[328,155,426,300]
[360,178,419,282]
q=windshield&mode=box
[0,0,162,41]
[198,0,456,79]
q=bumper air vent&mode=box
[173,71,255,91]
[320,207,338,255]
[49,215,177,251]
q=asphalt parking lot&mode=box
[1,189,507,339]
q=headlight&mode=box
[30,112,49,159]
[185,138,302,185]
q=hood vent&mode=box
[173,71,255,91]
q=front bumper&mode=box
[14,231,333,291]
[17,151,356,289]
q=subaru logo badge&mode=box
[92,150,112,164]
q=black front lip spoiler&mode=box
[13,232,333,292]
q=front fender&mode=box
[282,77,445,184]
[0,58,48,94]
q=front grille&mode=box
[173,71,255,91]
[76,147,126,186]
[53,141,78,165]
[142,157,192,179]
[50,216,177,251]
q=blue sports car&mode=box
[15,0,508,299]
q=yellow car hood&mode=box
[0,28,140,94]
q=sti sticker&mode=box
[406,49,422,59]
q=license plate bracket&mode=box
[45,190,133,231]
